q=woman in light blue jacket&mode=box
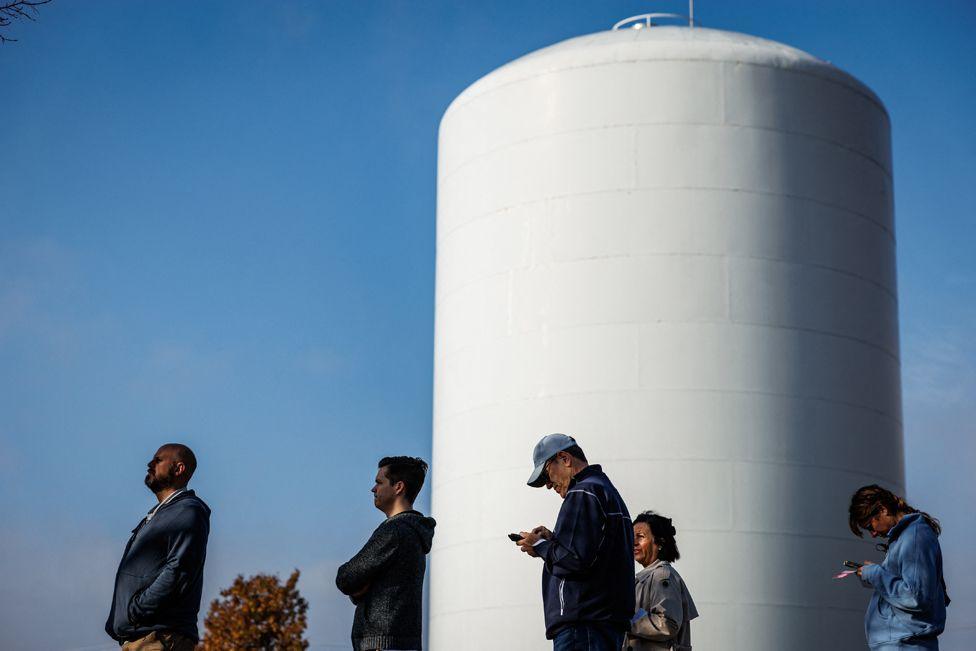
[849,485,950,650]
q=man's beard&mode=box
[145,467,178,493]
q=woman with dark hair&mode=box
[623,512,698,651]
[848,484,949,650]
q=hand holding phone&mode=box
[508,532,523,542]
[844,561,864,569]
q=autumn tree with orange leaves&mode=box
[201,569,309,650]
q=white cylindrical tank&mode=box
[431,26,901,650]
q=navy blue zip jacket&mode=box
[105,489,211,643]
[534,465,635,639]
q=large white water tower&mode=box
[431,19,901,650]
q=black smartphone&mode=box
[508,533,523,542]
[844,561,863,569]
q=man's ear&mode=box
[394,480,406,496]
[174,461,187,477]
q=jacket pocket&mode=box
[120,572,155,627]
[877,598,893,620]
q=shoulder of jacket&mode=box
[168,500,210,525]
[376,517,404,538]
[905,519,939,548]
[564,486,609,511]
[173,492,208,509]
[571,472,611,496]
[649,563,677,584]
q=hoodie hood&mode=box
[167,489,211,515]
[392,510,436,553]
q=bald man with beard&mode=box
[105,444,211,651]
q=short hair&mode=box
[563,444,587,463]
[634,511,680,562]
[378,456,429,504]
[164,443,198,481]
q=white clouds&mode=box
[0,238,79,345]
[902,312,976,651]
[0,529,120,651]
[903,329,976,408]
[0,528,357,650]
[299,559,356,647]
[297,344,345,375]
[125,340,237,404]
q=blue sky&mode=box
[1,2,973,649]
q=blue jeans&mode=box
[552,624,625,651]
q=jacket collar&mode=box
[569,464,602,487]
[636,559,670,580]
[887,512,922,542]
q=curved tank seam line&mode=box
[607,457,903,483]
[442,122,891,183]
[433,387,902,426]
[430,463,901,492]
[429,532,871,555]
[435,318,901,364]
[429,604,552,617]
[679,602,865,612]
[726,321,900,362]
[430,532,880,554]
[435,251,897,304]
[445,55,887,121]
[438,186,894,243]
[438,186,894,242]
[429,465,528,489]
[437,320,900,363]
[430,531,886,550]
[441,119,891,183]
[428,603,866,616]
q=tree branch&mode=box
[0,0,51,44]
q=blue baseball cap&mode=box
[527,433,578,487]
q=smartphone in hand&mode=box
[844,561,864,569]
[508,533,523,542]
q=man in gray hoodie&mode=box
[336,456,436,651]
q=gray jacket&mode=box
[336,510,436,651]
[624,560,698,651]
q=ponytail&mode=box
[849,484,941,537]
[894,495,942,536]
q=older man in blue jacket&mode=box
[516,434,635,651]
[106,444,210,651]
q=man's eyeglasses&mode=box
[542,455,557,484]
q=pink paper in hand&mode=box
[833,569,857,580]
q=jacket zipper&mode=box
[559,579,565,616]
